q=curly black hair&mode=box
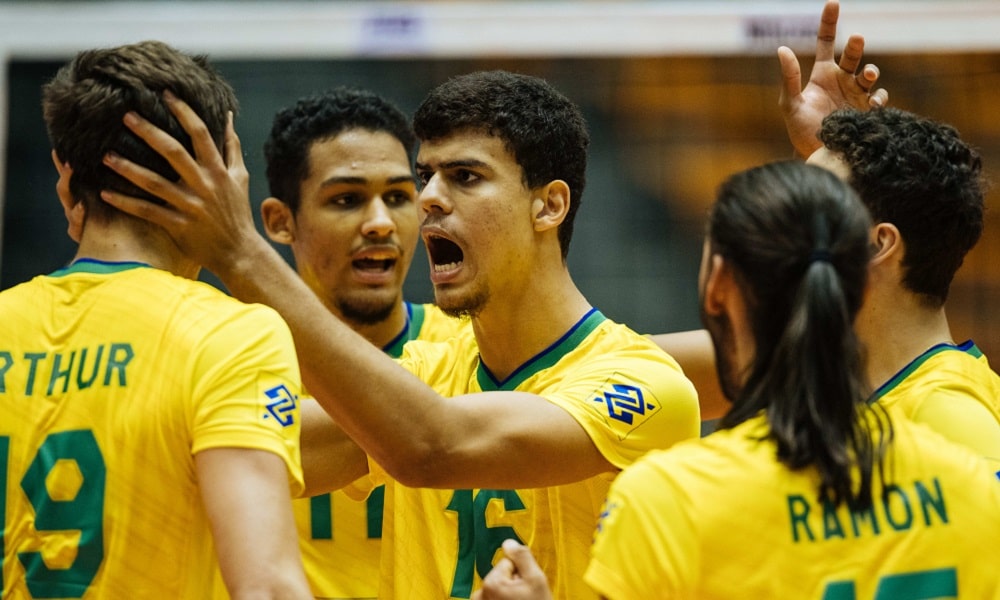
[264,87,415,211]
[413,71,589,259]
[819,107,984,306]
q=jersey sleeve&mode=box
[189,303,305,497]
[543,348,700,468]
[584,452,697,599]
[909,386,1000,461]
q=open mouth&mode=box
[426,234,464,272]
[352,257,396,272]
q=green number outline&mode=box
[2,431,106,598]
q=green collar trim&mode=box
[869,340,979,403]
[477,308,605,391]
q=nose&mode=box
[361,197,396,238]
[418,173,451,216]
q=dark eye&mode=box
[331,193,362,208]
[454,169,480,184]
[385,191,413,207]
[416,170,432,187]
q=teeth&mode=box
[434,262,460,272]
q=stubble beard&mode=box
[337,292,399,326]
[437,283,490,319]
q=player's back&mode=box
[873,340,1000,460]
[586,411,1000,599]
[1,261,298,598]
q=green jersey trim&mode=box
[50,258,152,278]
[383,302,425,359]
[869,339,979,404]
[477,308,605,392]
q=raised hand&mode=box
[779,0,889,157]
[100,90,266,277]
[472,540,553,600]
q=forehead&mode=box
[306,128,411,177]
[416,129,513,168]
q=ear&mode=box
[52,150,85,243]
[869,222,903,268]
[260,197,296,244]
[702,253,731,318]
[531,180,570,233]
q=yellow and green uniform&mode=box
[1,260,303,598]
[294,302,467,598]
[872,340,1000,466]
[369,308,700,599]
[585,411,1000,599]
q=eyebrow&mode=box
[318,174,417,188]
[415,158,490,172]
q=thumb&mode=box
[502,539,545,579]
[777,45,803,106]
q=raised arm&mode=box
[100,95,621,490]
[779,0,889,158]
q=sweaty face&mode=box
[289,129,418,325]
[415,131,536,318]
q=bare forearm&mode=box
[216,235,450,471]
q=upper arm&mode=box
[650,329,728,421]
[399,349,699,490]
[196,447,311,599]
[910,391,1000,460]
[395,390,614,489]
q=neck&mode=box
[346,302,411,350]
[471,265,592,381]
[75,217,198,279]
[856,285,954,389]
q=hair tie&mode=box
[809,249,832,264]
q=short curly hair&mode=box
[413,71,589,259]
[819,107,984,306]
[42,40,238,219]
[264,87,415,212]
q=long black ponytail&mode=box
[712,161,891,510]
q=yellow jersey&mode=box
[872,340,1000,464]
[585,412,1000,599]
[293,302,467,598]
[1,260,303,598]
[371,308,700,599]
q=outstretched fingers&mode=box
[838,33,865,79]
[814,0,840,64]
[777,46,803,107]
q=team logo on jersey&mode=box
[592,380,659,439]
[263,384,298,427]
[594,383,653,425]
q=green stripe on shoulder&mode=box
[478,308,605,391]
[869,340,980,404]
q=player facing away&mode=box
[258,87,467,599]
[0,42,310,598]
[475,161,1000,600]
[808,107,1000,465]
[100,70,701,599]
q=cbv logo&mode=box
[263,384,298,427]
[593,383,652,425]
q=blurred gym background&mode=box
[2,1,997,365]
